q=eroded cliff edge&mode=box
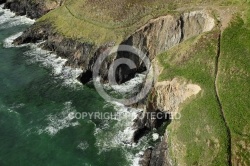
[13,10,215,84]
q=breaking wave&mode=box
[38,101,80,136]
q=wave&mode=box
[104,74,146,96]
[93,101,151,166]
[3,32,27,48]
[3,33,83,87]
[24,44,83,87]
[38,101,80,136]
[94,102,140,149]
[0,4,34,29]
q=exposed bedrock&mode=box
[132,78,201,142]
[3,0,64,19]
[134,78,201,166]
[116,10,215,83]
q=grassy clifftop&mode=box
[157,11,250,165]
[38,0,246,45]
[158,30,229,165]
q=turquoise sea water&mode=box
[0,6,155,166]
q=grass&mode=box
[219,16,250,165]
[157,31,229,165]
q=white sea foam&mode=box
[77,141,89,151]
[0,5,34,28]
[104,74,146,96]
[38,101,80,136]
[94,102,139,149]
[127,151,145,166]
[152,133,160,141]
[93,99,152,166]
[24,44,83,87]
[112,74,145,94]
[94,74,150,165]
[3,32,24,48]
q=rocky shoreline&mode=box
[0,0,64,19]
[2,2,216,165]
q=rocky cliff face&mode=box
[149,78,201,113]
[105,10,215,83]
[140,133,171,166]
[132,78,201,141]
[3,0,64,18]
[122,11,215,60]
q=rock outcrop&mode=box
[140,133,171,166]
[116,11,215,83]
[3,0,64,18]
[149,79,201,113]
[133,78,201,165]
[132,78,201,142]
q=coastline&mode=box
[2,1,246,165]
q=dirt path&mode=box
[215,32,232,166]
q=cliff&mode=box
[14,9,215,84]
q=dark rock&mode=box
[4,0,62,19]
[13,21,115,84]
[0,0,6,5]
[139,148,153,166]
[132,110,170,143]
[140,134,171,166]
